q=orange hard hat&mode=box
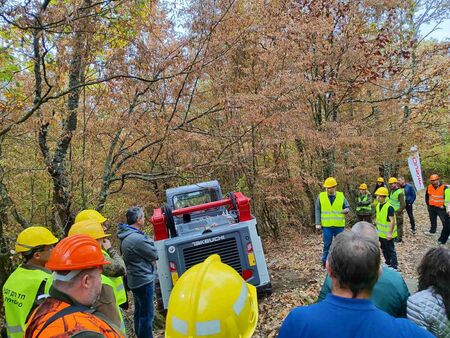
[430,174,439,181]
[46,234,110,271]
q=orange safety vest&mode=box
[427,184,445,207]
[25,297,124,338]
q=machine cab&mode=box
[166,180,227,225]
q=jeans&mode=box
[379,238,398,269]
[405,204,416,231]
[322,227,345,266]
[131,281,154,338]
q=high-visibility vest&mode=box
[101,275,126,334]
[2,265,51,338]
[101,251,127,334]
[319,191,346,227]
[445,187,450,204]
[356,194,372,215]
[25,296,124,338]
[427,184,446,207]
[102,250,127,305]
[376,202,397,239]
[388,188,403,212]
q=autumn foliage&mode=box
[0,0,449,312]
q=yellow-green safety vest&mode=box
[101,274,126,334]
[445,188,450,204]
[2,265,52,338]
[101,250,127,334]
[388,188,404,212]
[102,250,127,305]
[376,202,397,239]
[319,191,346,227]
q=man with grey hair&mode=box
[318,222,410,317]
[278,231,433,338]
[117,207,158,338]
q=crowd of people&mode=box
[1,173,449,337]
[2,207,157,338]
[315,174,450,271]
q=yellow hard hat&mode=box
[74,209,107,224]
[323,177,337,188]
[388,177,398,184]
[165,254,258,338]
[376,177,384,183]
[359,183,368,190]
[68,220,110,240]
[15,226,58,253]
[375,187,389,196]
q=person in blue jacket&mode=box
[398,176,417,235]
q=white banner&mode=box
[408,149,425,191]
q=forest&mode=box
[0,0,449,335]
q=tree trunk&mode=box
[38,0,92,235]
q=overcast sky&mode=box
[420,19,450,40]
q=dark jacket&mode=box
[117,224,158,289]
[402,183,416,205]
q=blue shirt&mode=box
[278,294,434,338]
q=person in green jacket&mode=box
[317,221,410,317]
[356,183,373,222]
[2,226,58,338]
[388,177,406,243]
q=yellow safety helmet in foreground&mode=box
[68,220,110,240]
[376,177,384,183]
[15,226,58,253]
[165,254,258,338]
[74,209,107,224]
[359,183,368,190]
[375,187,389,197]
[388,177,398,184]
[323,177,337,188]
